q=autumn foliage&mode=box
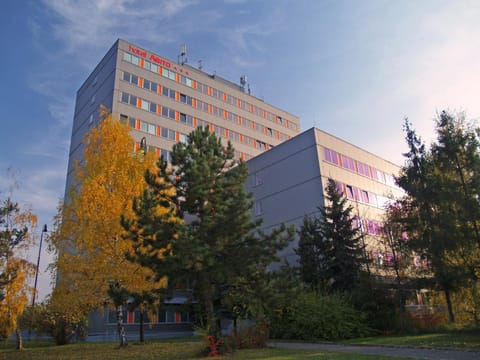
[50,112,166,337]
[0,198,37,349]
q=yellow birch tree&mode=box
[0,198,37,350]
[50,110,170,345]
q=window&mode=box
[336,182,345,195]
[141,99,150,111]
[254,201,263,216]
[149,101,157,113]
[341,155,355,171]
[151,63,158,73]
[121,92,129,103]
[90,94,96,104]
[122,71,131,82]
[161,127,176,140]
[148,123,155,135]
[143,79,151,90]
[88,113,94,125]
[151,81,158,93]
[161,149,171,163]
[131,74,138,85]
[180,93,187,104]
[361,190,369,204]
[143,60,151,70]
[132,55,139,66]
[324,148,339,165]
[123,52,132,62]
[92,75,98,86]
[254,172,263,186]
[346,185,354,200]
[357,161,370,177]
[129,95,137,106]
[179,133,187,143]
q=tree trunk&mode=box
[444,288,455,323]
[139,310,144,343]
[15,327,23,350]
[116,305,128,347]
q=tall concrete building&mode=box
[65,39,300,339]
[66,38,300,193]
[245,128,404,273]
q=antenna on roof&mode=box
[178,44,187,65]
[240,75,248,92]
[198,60,203,70]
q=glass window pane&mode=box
[150,102,156,112]
[123,52,132,62]
[129,95,137,106]
[122,72,131,82]
[132,55,139,66]
[151,63,158,73]
[166,311,175,323]
[121,93,129,103]
[131,74,138,85]
[141,100,149,111]
[148,124,155,135]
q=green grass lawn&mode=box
[0,340,413,360]
[343,328,480,349]
[2,329,479,360]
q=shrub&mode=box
[270,291,371,340]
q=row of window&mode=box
[123,51,298,131]
[124,120,253,162]
[120,92,274,152]
[106,309,189,325]
[336,181,390,209]
[370,252,430,271]
[122,71,290,142]
[352,217,383,236]
[324,148,396,187]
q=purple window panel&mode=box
[346,185,354,199]
[368,220,375,234]
[352,187,360,201]
[336,181,344,195]
[324,148,339,165]
[361,190,369,203]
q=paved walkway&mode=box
[269,341,480,360]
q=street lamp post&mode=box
[32,224,47,307]
[140,137,147,156]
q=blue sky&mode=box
[2,0,480,300]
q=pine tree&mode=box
[124,127,293,341]
[297,178,365,293]
[395,113,480,323]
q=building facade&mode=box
[245,127,404,272]
[66,38,300,193]
[65,39,300,340]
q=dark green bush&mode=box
[270,291,372,340]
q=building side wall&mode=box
[65,41,118,194]
[246,127,403,267]
[246,128,324,265]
